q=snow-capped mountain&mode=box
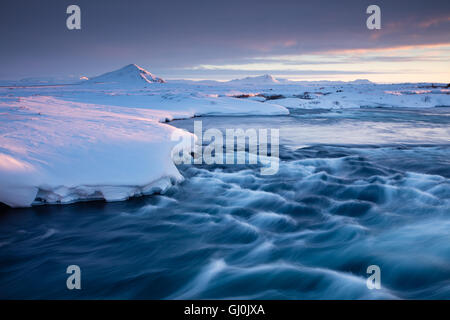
[87,64,165,85]
[348,79,373,85]
[228,74,281,85]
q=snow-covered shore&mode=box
[0,96,194,207]
[0,64,448,207]
[0,66,290,207]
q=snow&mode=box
[224,82,449,109]
[228,74,280,85]
[0,65,288,207]
[86,64,165,86]
[0,96,194,207]
[0,64,449,207]
[270,84,450,109]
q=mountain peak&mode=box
[229,74,280,84]
[88,64,165,85]
[349,79,373,85]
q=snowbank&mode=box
[0,96,193,207]
[64,91,289,117]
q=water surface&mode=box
[1,107,449,299]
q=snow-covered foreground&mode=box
[0,64,449,207]
[0,96,195,207]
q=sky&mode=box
[0,0,449,82]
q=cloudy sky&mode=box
[1,0,449,82]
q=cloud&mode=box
[419,16,450,28]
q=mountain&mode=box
[348,79,373,85]
[228,74,280,85]
[87,64,165,85]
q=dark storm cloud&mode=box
[0,0,449,79]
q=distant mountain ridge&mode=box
[226,75,373,85]
[228,74,280,85]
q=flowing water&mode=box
[1,107,449,299]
